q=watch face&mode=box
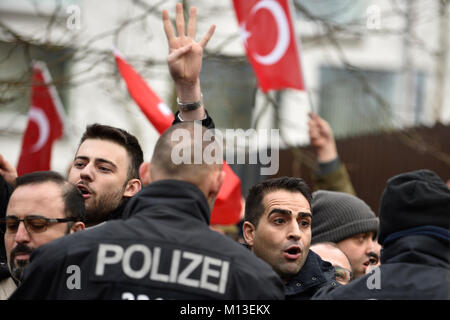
[178,100,202,111]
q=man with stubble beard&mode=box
[68,124,143,226]
[243,177,339,299]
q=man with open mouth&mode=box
[243,176,339,299]
[67,124,144,227]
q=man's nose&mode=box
[79,163,94,182]
[14,221,31,244]
[287,221,301,241]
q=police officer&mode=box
[10,122,284,300]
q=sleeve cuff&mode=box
[172,109,215,130]
[317,157,341,176]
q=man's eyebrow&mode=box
[74,156,89,161]
[368,252,379,260]
[268,209,312,219]
[74,156,118,169]
[95,158,118,169]
[268,208,291,218]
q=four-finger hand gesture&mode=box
[162,3,215,91]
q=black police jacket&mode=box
[10,179,285,300]
[312,235,450,300]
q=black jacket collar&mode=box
[284,249,337,297]
[381,235,450,268]
[103,197,130,222]
[121,179,211,224]
[241,244,337,299]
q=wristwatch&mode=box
[177,95,203,111]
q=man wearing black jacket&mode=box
[0,173,14,299]
[243,177,339,300]
[10,122,284,299]
[313,169,450,300]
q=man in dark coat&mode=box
[10,122,284,300]
[243,177,339,300]
[0,173,14,298]
[313,169,450,299]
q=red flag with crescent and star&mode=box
[114,51,243,225]
[17,61,65,176]
[233,0,304,92]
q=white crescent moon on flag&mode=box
[28,107,50,153]
[249,0,290,65]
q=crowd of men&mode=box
[0,3,449,300]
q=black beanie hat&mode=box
[378,169,450,245]
[311,190,378,244]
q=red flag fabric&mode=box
[17,61,65,176]
[232,0,304,92]
[114,50,174,134]
[114,51,243,225]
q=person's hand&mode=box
[162,3,215,105]
[0,154,18,186]
[308,112,338,163]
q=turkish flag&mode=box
[17,62,65,176]
[233,0,304,92]
[114,51,243,225]
[114,50,174,134]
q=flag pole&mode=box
[287,0,316,115]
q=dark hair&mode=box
[15,171,85,225]
[79,124,144,181]
[245,176,312,227]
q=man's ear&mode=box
[139,162,151,186]
[123,178,142,198]
[70,221,85,234]
[208,169,225,199]
[242,221,256,247]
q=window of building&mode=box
[318,65,426,138]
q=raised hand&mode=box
[308,112,338,163]
[162,3,215,103]
[0,154,18,186]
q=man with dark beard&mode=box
[67,124,144,226]
[0,171,85,299]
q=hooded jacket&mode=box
[312,234,450,300]
[10,179,284,300]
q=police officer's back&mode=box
[10,123,284,300]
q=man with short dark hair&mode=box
[68,124,144,226]
[243,176,339,300]
[9,122,284,299]
[0,171,85,299]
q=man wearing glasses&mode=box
[310,242,353,285]
[0,171,85,299]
